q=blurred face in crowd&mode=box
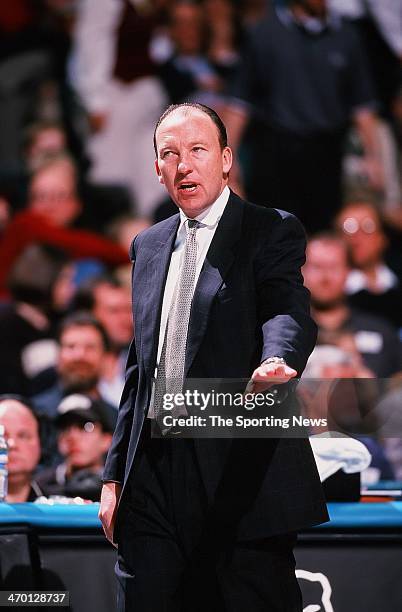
[29,160,81,227]
[27,127,66,170]
[155,108,232,218]
[93,283,133,350]
[58,325,105,393]
[170,2,205,55]
[112,217,151,253]
[0,401,41,484]
[336,203,387,270]
[303,238,349,309]
[58,419,112,473]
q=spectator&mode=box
[33,311,117,418]
[204,0,242,73]
[74,276,133,407]
[0,396,45,502]
[36,394,115,501]
[303,233,402,377]
[0,153,129,298]
[329,0,402,120]
[158,0,229,107]
[33,311,117,465]
[0,244,67,395]
[106,214,151,255]
[300,350,394,483]
[70,0,168,217]
[336,200,402,334]
[224,0,383,232]
[0,1,52,177]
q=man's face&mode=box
[0,403,41,480]
[29,162,81,227]
[170,3,205,55]
[58,420,112,471]
[58,325,105,393]
[336,203,387,269]
[155,109,232,218]
[303,240,349,309]
[93,283,133,350]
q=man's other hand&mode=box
[99,481,122,547]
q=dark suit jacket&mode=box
[103,191,329,540]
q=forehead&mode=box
[31,163,74,190]
[95,283,128,303]
[308,240,347,262]
[61,325,102,343]
[0,404,38,432]
[339,204,378,222]
[156,109,220,148]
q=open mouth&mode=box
[178,183,198,192]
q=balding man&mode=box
[0,397,45,502]
[100,103,327,612]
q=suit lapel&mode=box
[185,191,244,376]
[141,215,180,377]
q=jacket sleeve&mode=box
[255,212,317,375]
[102,238,138,482]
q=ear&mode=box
[155,159,164,184]
[58,434,68,457]
[222,146,233,175]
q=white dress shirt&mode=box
[345,264,399,295]
[156,185,230,367]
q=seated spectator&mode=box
[0,154,128,299]
[0,244,67,395]
[303,233,402,377]
[33,311,117,419]
[300,349,394,484]
[336,200,402,335]
[73,275,133,407]
[106,214,151,255]
[36,394,115,501]
[0,396,45,502]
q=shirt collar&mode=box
[178,185,230,231]
[276,6,341,34]
[345,264,399,294]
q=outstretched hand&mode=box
[246,362,297,395]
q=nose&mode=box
[71,344,87,360]
[177,152,192,175]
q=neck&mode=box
[312,303,349,331]
[101,352,120,381]
[7,477,32,503]
[359,263,381,292]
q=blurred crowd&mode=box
[1,0,402,501]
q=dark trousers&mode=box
[246,125,346,234]
[115,428,302,611]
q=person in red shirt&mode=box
[0,153,128,299]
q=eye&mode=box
[162,150,176,159]
[192,146,204,153]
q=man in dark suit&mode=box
[99,102,328,611]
